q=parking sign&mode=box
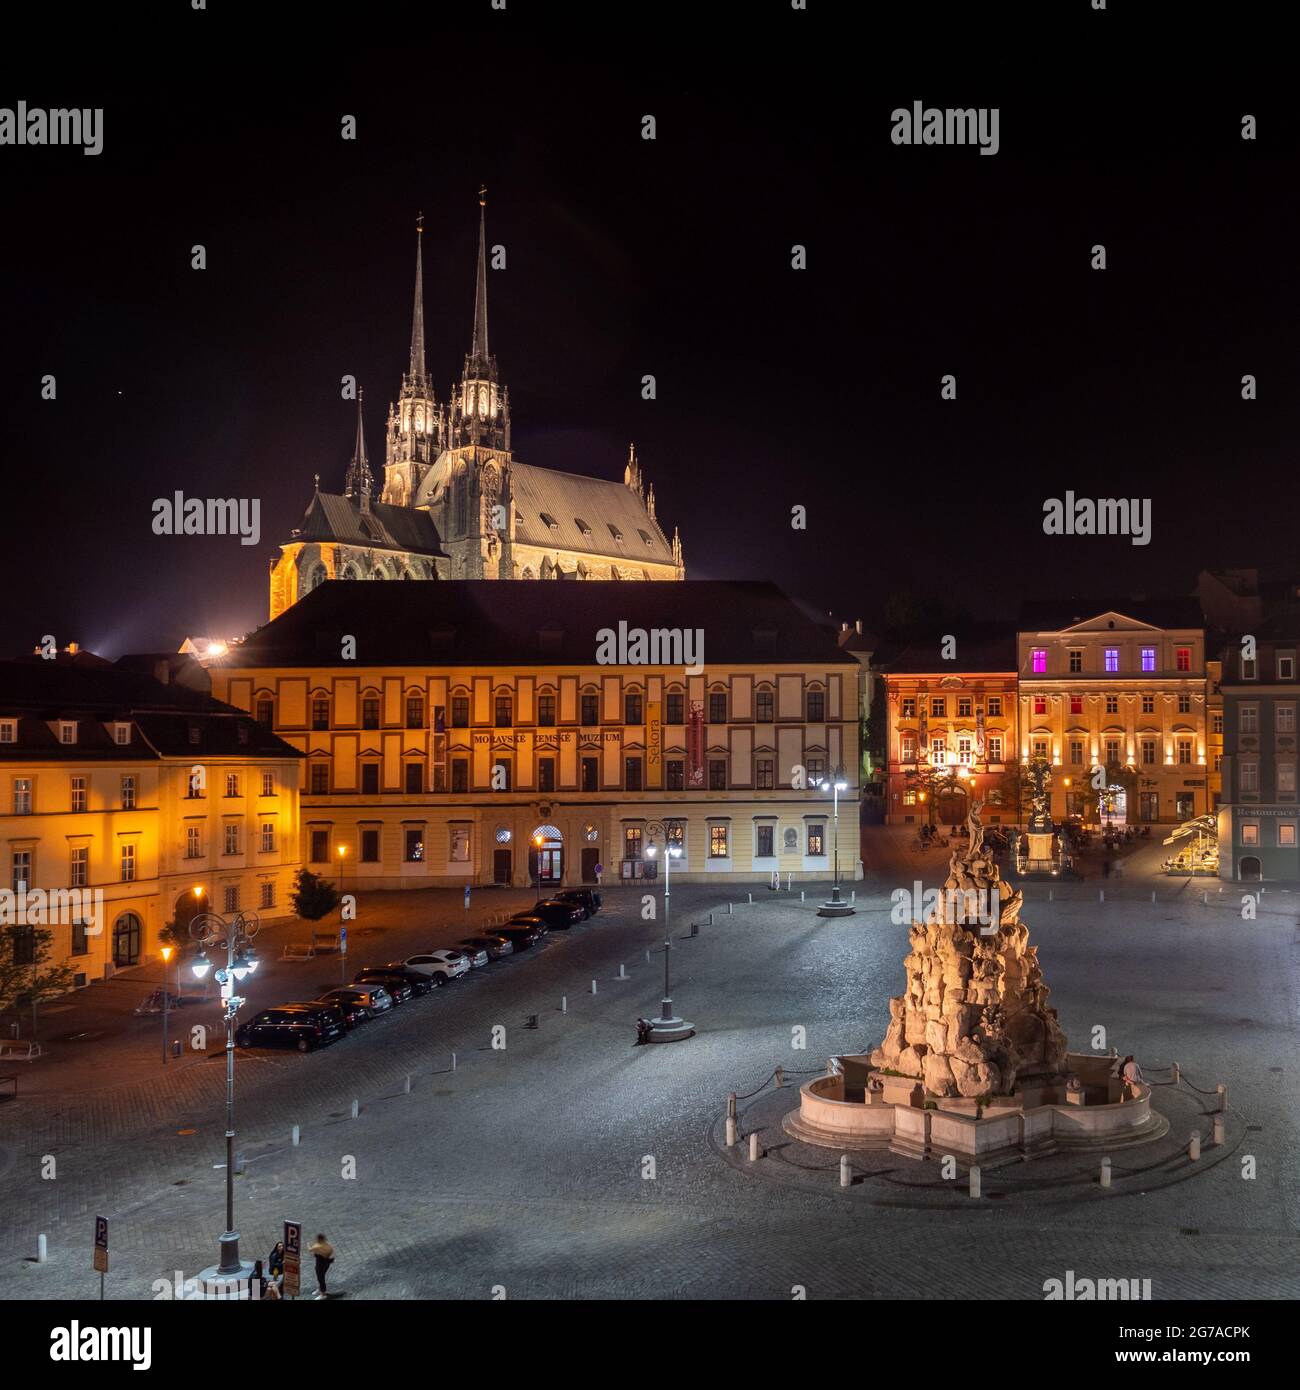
[93,1215,108,1274]
[283,1219,301,1297]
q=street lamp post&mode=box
[642,821,691,1041]
[533,834,544,897]
[160,944,174,1064]
[815,766,854,917]
[188,909,261,1292]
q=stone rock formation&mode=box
[871,801,1068,1098]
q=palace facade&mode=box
[268,194,684,621]
[211,580,862,888]
[0,653,302,980]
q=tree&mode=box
[0,925,77,1034]
[291,868,339,922]
[996,758,1042,827]
[904,764,967,826]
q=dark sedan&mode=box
[372,964,440,996]
[494,924,541,950]
[235,1004,345,1052]
[351,968,417,1003]
[459,934,513,960]
[521,899,584,929]
[554,889,601,917]
[313,989,377,1028]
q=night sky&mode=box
[4,8,1299,658]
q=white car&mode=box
[404,950,471,981]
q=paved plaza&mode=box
[2,835,1298,1301]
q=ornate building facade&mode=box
[269,194,685,620]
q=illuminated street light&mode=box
[642,821,691,1041]
[815,765,855,917]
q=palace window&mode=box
[807,757,825,782]
[449,827,470,862]
[625,692,643,725]
[667,692,686,724]
[311,697,330,730]
[1070,696,1083,715]
[538,693,556,727]
[625,757,643,791]
[260,822,275,853]
[900,697,916,718]
[452,760,469,793]
[255,697,274,727]
[709,824,729,858]
[1177,693,1191,714]
[1105,739,1121,765]
[59,721,77,745]
[11,849,32,894]
[1176,647,1191,672]
[581,693,600,726]
[1141,648,1156,672]
[756,758,774,789]
[1280,823,1298,845]
[70,846,87,888]
[310,763,330,794]
[0,719,15,743]
[13,778,32,815]
[624,826,643,860]
[495,694,513,728]
[260,883,275,909]
[121,844,136,882]
[361,829,380,862]
[755,688,774,722]
[1279,765,1297,798]
[1104,648,1119,672]
[1142,694,1155,714]
[930,697,945,718]
[930,738,947,766]
[361,764,380,795]
[1242,655,1257,679]
[1240,821,1259,845]
[987,697,1002,717]
[709,692,727,724]
[957,736,972,765]
[186,827,201,859]
[404,829,425,862]
[581,758,599,792]
[756,825,774,858]
[666,760,684,791]
[113,722,131,745]
[224,825,240,856]
[261,771,275,796]
[1069,650,1083,673]
[1031,649,1047,674]
[807,824,826,856]
[1277,705,1296,734]
[406,694,424,729]
[226,772,240,797]
[539,758,556,793]
[451,696,470,727]
[1031,739,1048,761]
[987,735,1003,763]
[1177,739,1193,765]
[1278,652,1297,680]
[708,760,727,790]
[310,829,329,863]
[1070,739,1083,765]
[901,734,916,762]
[71,776,86,812]
[405,763,423,793]
[362,697,381,730]
[1240,706,1259,734]
[806,689,825,722]
[1141,739,1157,765]
[121,774,136,809]
[1033,697,1046,715]
[224,886,240,914]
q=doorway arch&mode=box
[528,823,564,888]
[1239,856,1262,881]
[113,912,142,967]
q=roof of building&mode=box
[1017,598,1205,633]
[222,580,858,669]
[882,634,1018,675]
[291,492,448,559]
[0,658,301,761]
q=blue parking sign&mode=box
[464,886,471,909]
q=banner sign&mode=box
[647,700,663,788]
[687,700,705,787]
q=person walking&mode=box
[308,1233,334,1299]
[1120,1055,1143,1098]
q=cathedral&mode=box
[268,193,686,620]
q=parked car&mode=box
[459,934,513,961]
[404,950,472,980]
[235,1004,345,1052]
[507,914,552,937]
[314,986,392,1025]
[494,925,540,950]
[523,899,585,929]
[445,944,489,969]
[351,968,418,1003]
[554,888,601,917]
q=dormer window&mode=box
[574,517,592,538]
[112,722,131,745]
[540,512,560,531]
[58,721,78,745]
[0,719,15,744]
[637,529,654,547]
[608,524,624,544]
[188,724,201,745]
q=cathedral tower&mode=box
[383,214,444,507]
[447,188,511,452]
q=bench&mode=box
[281,942,316,961]
[0,1040,43,1062]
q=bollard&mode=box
[1189,1131,1201,1160]
[1202,891,1208,905]
[1100,1157,1112,1189]
[351,1099,359,1120]
[1217,1083,1228,1113]
[800,890,805,902]
[787,873,792,891]
[37,1234,47,1263]
[727,1091,738,1119]
[748,1132,761,1162]
[1171,1061,1180,1084]
[561,995,567,1013]
[775,1066,785,1088]
[969,1165,981,1198]
[1213,1115,1225,1146]
[618,963,627,979]
[1048,888,1053,902]
[725,1116,737,1147]
[292,1125,300,1146]
[404,1073,411,1095]
[646,950,652,964]
[591,979,597,994]
[748,892,753,904]
[851,890,856,903]
[840,1154,851,1188]
[526,1013,539,1029]
[1099,889,1105,903]
[1151,890,1156,903]
[728,902,733,915]
[451,1051,457,1072]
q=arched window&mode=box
[405,688,425,729]
[454,463,470,536]
[494,689,513,728]
[303,562,327,593]
[113,912,142,967]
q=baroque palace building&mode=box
[268,193,685,620]
[210,580,862,888]
[882,634,1019,825]
[0,652,302,980]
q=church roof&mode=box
[508,462,676,566]
[227,580,858,669]
[292,492,448,558]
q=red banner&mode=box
[687,700,705,787]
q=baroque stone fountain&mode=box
[784,801,1163,1162]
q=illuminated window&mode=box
[404,829,424,862]
[987,697,1002,717]
[121,775,136,809]
[900,697,916,718]
[1070,696,1083,715]
[624,826,643,860]
[13,778,32,815]
[1141,648,1156,672]
[709,824,729,858]
[1240,821,1259,845]
[988,734,1003,762]
[260,822,275,853]
[1176,647,1191,672]
[1031,649,1047,674]
[807,824,826,856]
[120,844,136,882]
[1033,696,1046,715]
[71,776,86,812]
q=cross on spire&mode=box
[471,186,490,366]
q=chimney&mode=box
[855,619,863,635]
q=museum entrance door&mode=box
[528,824,564,887]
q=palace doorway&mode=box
[528,824,564,887]
[113,913,142,968]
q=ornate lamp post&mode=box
[643,821,692,1041]
[188,909,260,1292]
[159,944,174,1064]
[815,766,854,917]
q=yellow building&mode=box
[269,193,684,620]
[212,580,861,887]
[0,653,302,982]
[1017,601,1209,824]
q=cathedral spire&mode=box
[624,443,643,497]
[409,212,427,384]
[345,389,373,511]
[471,186,490,367]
